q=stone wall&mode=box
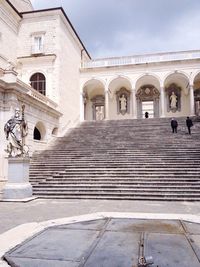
[0,1,21,68]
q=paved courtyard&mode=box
[1,199,200,235]
[1,199,200,267]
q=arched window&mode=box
[30,72,46,95]
[52,127,58,136]
[33,127,41,140]
[33,122,46,141]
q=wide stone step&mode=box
[33,184,200,189]
[32,191,200,197]
[30,117,200,201]
[32,180,200,184]
[30,179,200,185]
[32,194,200,201]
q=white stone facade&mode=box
[0,0,89,182]
[80,53,200,120]
[0,0,200,184]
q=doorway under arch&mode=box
[136,85,160,118]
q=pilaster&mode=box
[131,88,137,119]
[160,86,165,117]
[80,92,84,122]
[105,90,109,120]
[189,84,195,116]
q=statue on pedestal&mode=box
[170,91,178,109]
[4,105,29,157]
[119,94,127,112]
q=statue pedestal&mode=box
[3,157,32,200]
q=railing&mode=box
[16,79,58,109]
[81,50,200,69]
[28,86,58,109]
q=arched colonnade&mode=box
[81,72,200,121]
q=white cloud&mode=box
[31,0,200,58]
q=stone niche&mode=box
[116,87,130,115]
[91,95,105,120]
[165,83,181,112]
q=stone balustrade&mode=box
[81,50,200,69]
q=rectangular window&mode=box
[31,33,45,54]
[34,36,43,51]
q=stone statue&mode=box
[170,91,177,109]
[119,94,127,111]
[96,106,104,120]
[4,105,29,157]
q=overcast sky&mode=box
[31,0,200,59]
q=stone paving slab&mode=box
[8,228,99,262]
[106,218,184,233]
[57,218,108,230]
[182,221,200,234]
[4,257,79,267]
[145,233,200,267]
[4,218,200,267]
[83,231,140,267]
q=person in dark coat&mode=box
[171,118,178,133]
[186,116,193,134]
[145,112,149,118]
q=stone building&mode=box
[1,0,200,184]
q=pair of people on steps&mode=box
[171,117,193,134]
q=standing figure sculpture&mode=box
[170,91,177,109]
[119,94,127,111]
[4,105,29,157]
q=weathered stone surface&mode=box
[182,220,200,234]
[83,231,140,267]
[57,219,108,230]
[107,218,184,233]
[4,218,200,267]
[7,228,99,262]
[5,257,79,267]
[145,233,200,267]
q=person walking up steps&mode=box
[186,116,193,135]
[171,118,178,133]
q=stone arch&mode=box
[108,75,132,88]
[135,73,161,89]
[192,71,200,85]
[82,79,105,121]
[164,72,190,116]
[52,127,58,136]
[33,122,46,141]
[108,76,132,119]
[163,71,190,84]
[108,76,132,101]
[82,78,105,91]
[135,75,161,118]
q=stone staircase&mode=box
[29,117,200,201]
